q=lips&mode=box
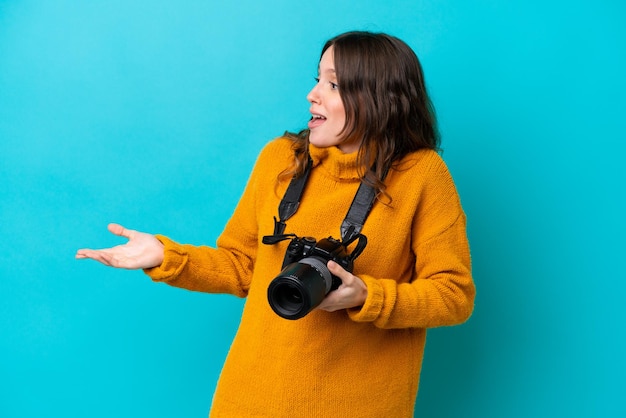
[308,113,326,129]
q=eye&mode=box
[313,77,339,90]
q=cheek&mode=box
[331,101,346,126]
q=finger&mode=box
[75,249,98,259]
[327,260,352,282]
[107,223,133,239]
[317,292,342,312]
[75,248,94,257]
[76,248,110,257]
[74,249,115,266]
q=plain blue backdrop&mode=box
[1,0,624,417]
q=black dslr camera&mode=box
[264,233,367,320]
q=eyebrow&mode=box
[317,67,336,75]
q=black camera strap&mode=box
[340,181,377,242]
[267,155,382,244]
[271,157,313,236]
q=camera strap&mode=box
[271,157,313,236]
[340,181,377,242]
[268,155,382,243]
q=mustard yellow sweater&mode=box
[145,137,475,417]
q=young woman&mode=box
[77,31,475,417]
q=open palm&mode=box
[76,223,164,269]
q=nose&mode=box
[307,84,320,104]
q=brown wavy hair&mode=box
[283,31,440,197]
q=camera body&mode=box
[267,236,354,320]
[281,236,353,276]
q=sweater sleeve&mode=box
[347,158,475,329]
[143,144,267,297]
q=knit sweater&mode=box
[145,137,475,417]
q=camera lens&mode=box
[276,283,303,311]
[267,257,331,320]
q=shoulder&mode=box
[392,149,454,186]
[388,149,463,214]
[251,137,295,174]
[258,137,295,161]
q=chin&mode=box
[309,132,341,148]
[309,135,339,149]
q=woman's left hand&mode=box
[316,260,368,311]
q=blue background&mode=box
[1,0,624,417]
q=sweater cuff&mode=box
[143,235,189,282]
[347,275,393,324]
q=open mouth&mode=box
[308,113,327,129]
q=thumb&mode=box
[327,260,351,280]
[107,223,133,239]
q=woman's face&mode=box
[307,46,357,153]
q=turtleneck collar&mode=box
[308,144,361,181]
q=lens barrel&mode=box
[267,257,332,320]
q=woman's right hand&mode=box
[76,223,164,270]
